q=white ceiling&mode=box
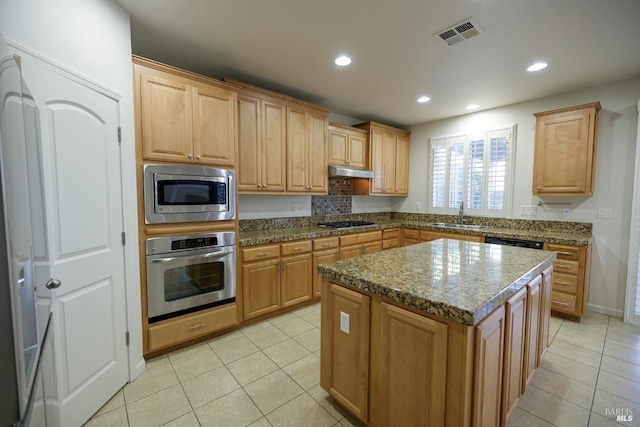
[116,0,640,128]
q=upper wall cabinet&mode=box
[133,57,237,167]
[223,78,329,195]
[532,102,601,196]
[328,123,368,169]
[353,121,410,196]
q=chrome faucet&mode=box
[459,201,465,224]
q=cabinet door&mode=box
[262,100,287,192]
[139,72,193,163]
[523,275,542,392]
[533,104,599,196]
[307,111,328,193]
[539,266,553,361]
[473,305,505,427]
[242,258,281,319]
[369,128,385,194]
[340,245,363,260]
[313,249,339,297]
[382,131,396,194]
[237,94,262,191]
[281,254,312,307]
[328,128,348,165]
[348,133,367,169]
[377,303,447,426]
[362,241,382,255]
[322,284,370,422]
[394,134,409,195]
[192,84,236,166]
[286,106,308,192]
[502,288,527,425]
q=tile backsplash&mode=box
[311,178,353,215]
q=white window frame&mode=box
[428,124,517,218]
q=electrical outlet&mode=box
[340,311,350,334]
[416,202,421,210]
[597,208,612,219]
[292,204,298,213]
[563,208,571,217]
[520,205,536,216]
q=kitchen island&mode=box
[318,238,556,426]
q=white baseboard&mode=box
[585,303,624,318]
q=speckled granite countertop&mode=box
[239,218,592,247]
[318,239,556,326]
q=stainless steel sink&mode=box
[427,222,489,230]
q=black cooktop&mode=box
[317,220,375,229]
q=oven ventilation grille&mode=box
[435,18,482,47]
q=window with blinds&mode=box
[429,125,516,217]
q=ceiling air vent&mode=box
[435,18,482,47]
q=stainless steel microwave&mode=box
[144,164,236,224]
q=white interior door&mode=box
[626,100,640,327]
[20,57,129,427]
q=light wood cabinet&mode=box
[339,231,382,260]
[287,105,328,193]
[502,287,527,425]
[539,265,553,361]
[312,237,340,297]
[133,58,236,167]
[533,102,601,196]
[328,123,368,169]
[381,228,400,250]
[376,302,448,426]
[523,275,542,392]
[320,282,370,422]
[546,242,592,321]
[402,228,484,245]
[236,94,286,192]
[353,121,410,196]
[473,305,505,427]
[402,228,421,246]
[281,241,313,307]
[242,256,281,320]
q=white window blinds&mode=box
[429,125,516,217]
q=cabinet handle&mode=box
[555,265,571,269]
[537,186,541,190]
[188,154,193,159]
[293,247,303,251]
[552,301,569,306]
[555,280,572,285]
[189,323,206,330]
[557,251,573,256]
[196,155,201,160]
[256,251,271,257]
[323,243,333,247]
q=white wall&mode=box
[0,0,143,376]
[402,77,640,317]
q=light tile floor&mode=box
[85,305,640,427]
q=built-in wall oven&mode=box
[146,232,237,323]
[144,164,236,224]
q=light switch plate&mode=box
[340,311,350,334]
[521,205,536,216]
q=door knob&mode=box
[46,278,61,289]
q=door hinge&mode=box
[117,127,122,143]
[125,331,130,346]
[121,231,126,246]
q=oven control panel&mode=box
[171,237,218,250]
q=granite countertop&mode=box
[239,219,592,247]
[318,239,556,326]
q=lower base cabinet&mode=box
[502,288,527,425]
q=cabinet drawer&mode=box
[551,292,577,314]
[242,245,280,262]
[382,238,399,250]
[281,240,312,256]
[403,229,420,239]
[340,231,382,246]
[148,304,237,352]
[313,236,339,251]
[382,228,400,240]
[547,244,580,260]
[552,273,578,294]
[553,259,579,275]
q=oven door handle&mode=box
[151,249,233,263]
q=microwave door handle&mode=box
[151,249,232,263]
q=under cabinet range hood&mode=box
[328,165,374,179]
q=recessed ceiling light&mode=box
[466,104,479,110]
[335,55,351,66]
[527,62,548,72]
[417,96,431,103]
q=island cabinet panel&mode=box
[376,302,448,427]
[502,288,528,425]
[321,282,370,423]
[523,275,542,392]
[538,266,553,361]
[473,305,505,427]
